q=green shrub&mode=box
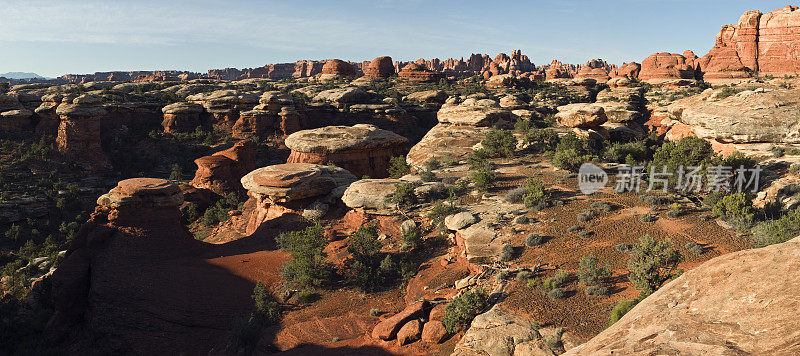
[627,235,683,298]
[226,282,281,353]
[481,128,517,158]
[471,166,496,192]
[543,271,574,290]
[504,187,525,204]
[442,288,489,333]
[390,182,418,208]
[584,285,609,296]
[276,224,331,288]
[750,207,800,247]
[424,158,441,171]
[577,209,595,223]
[467,148,491,170]
[553,149,591,172]
[711,193,754,228]
[685,242,704,255]
[609,300,637,325]
[387,156,411,178]
[547,287,567,299]
[526,233,544,246]
[522,178,550,208]
[420,169,437,182]
[648,136,716,186]
[401,224,423,250]
[169,163,183,180]
[500,244,516,262]
[347,224,394,292]
[577,254,611,286]
[201,193,243,226]
[525,128,560,153]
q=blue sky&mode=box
[0,0,793,77]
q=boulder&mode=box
[452,305,540,356]
[566,236,800,355]
[444,212,479,231]
[371,301,429,340]
[421,320,448,344]
[285,124,408,178]
[396,319,423,346]
[555,103,607,128]
[341,179,403,215]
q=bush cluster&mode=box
[442,288,489,333]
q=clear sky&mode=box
[0,0,794,77]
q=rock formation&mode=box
[364,56,395,78]
[639,52,697,82]
[233,91,298,139]
[666,88,800,144]
[55,94,108,171]
[33,93,63,136]
[284,124,408,178]
[190,140,256,197]
[566,236,800,355]
[46,178,263,354]
[700,6,800,79]
[186,90,259,130]
[241,163,356,234]
[398,63,443,82]
[320,59,357,79]
[161,102,206,133]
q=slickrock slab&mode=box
[452,305,540,356]
[566,236,800,355]
[667,88,800,143]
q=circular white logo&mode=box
[578,163,608,195]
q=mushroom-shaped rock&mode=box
[285,124,408,178]
[241,163,356,234]
[96,178,184,225]
[555,103,608,128]
[364,56,395,78]
[241,164,357,203]
[55,94,108,171]
[161,102,206,133]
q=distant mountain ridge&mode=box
[0,72,47,80]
